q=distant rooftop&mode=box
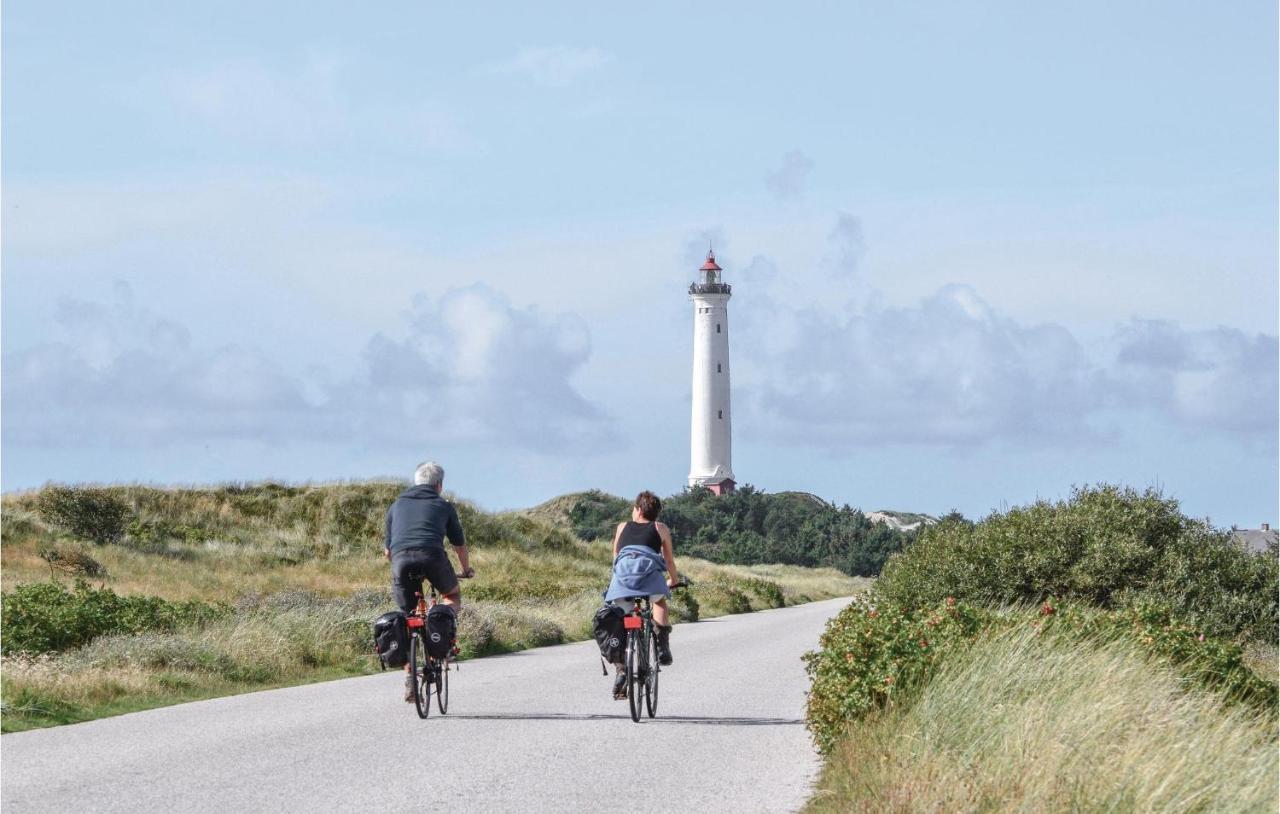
[1231,525,1277,554]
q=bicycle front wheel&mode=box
[410,633,431,719]
[626,629,643,723]
[645,624,659,718]
[436,658,449,714]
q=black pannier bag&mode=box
[592,604,626,664]
[426,604,457,660]
[373,611,409,669]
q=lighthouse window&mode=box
[716,323,721,333]
[717,363,722,373]
[718,410,723,419]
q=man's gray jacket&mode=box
[384,485,466,555]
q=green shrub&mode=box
[696,580,753,615]
[739,577,785,608]
[332,491,381,544]
[568,490,630,541]
[35,486,130,546]
[803,595,1278,755]
[803,595,988,754]
[125,518,208,549]
[669,584,700,622]
[877,485,1277,642]
[1,581,227,655]
[227,492,276,519]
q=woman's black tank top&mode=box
[619,520,662,553]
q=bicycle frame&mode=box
[620,597,660,722]
[407,587,459,719]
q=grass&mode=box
[807,626,1279,813]
[1,481,866,732]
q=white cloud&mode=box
[1111,319,1278,439]
[738,285,1279,451]
[745,284,1105,446]
[484,46,612,87]
[2,283,618,454]
[3,284,323,447]
[345,285,612,451]
[731,225,1278,451]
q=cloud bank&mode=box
[3,282,616,454]
[342,285,614,451]
[734,219,1278,452]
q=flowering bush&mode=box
[803,596,987,754]
[805,596,1277,755]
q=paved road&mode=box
[2,597,849,814]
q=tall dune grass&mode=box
[807,626,1279,813]
[1,482,867,731]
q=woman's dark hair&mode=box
[634,491,661,521]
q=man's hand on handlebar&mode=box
[460,567,476,579]
[667,576,686,589]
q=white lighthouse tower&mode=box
[688,250,736,494]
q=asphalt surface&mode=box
[2,596,850,814]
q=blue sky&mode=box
[4,1,1277,526]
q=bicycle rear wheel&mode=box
[645,624,659,718]
[626,629,643,723]
[410,633,431,719]
[436,658,449,714]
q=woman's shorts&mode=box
[608,595,667,613]
[391,548,459,611]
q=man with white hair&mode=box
[384,461,474,700]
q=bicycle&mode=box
[618,583,683,723]
[406,576,469,719]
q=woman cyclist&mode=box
[604,490,680,699]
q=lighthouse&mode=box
[688,250,736,494]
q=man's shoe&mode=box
[656,625,674,666]
[612,666,627,700]
[404,675,415,702]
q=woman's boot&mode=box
[612,663,627,699]
[656,624,673,666]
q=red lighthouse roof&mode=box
[699,251,722,272]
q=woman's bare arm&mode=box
[611,522,626,558]
[657,523,679,584]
